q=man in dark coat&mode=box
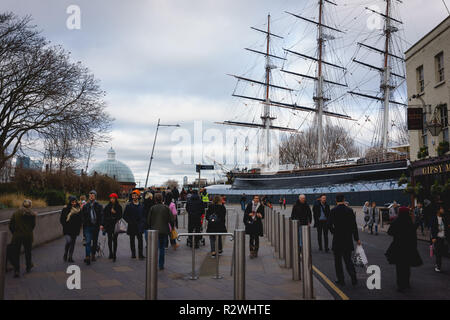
[243,195,264,258]
[328,193,360,286]
[9,199,36,277]
[81,190,104,265]
[185,190,204,248]
[148,193,174,270]
[313,194,331,252]
[123,189,145,259]
[291,194,312,248]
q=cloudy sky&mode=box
[2,0,449,186]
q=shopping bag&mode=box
[114,218,128,234]
[170,228,178,240]
[353,244,369,268]
[430,245,434,258]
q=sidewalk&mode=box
[4,205,333,300]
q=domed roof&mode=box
[90,147,135,184]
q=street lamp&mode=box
[411,94,441,137]
[144,118,180,188]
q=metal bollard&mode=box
[233,229,245,300]
[292,220,301,281]
[213,235,223,279]
[190,234,199,280]
[274,211,279,254]
[271,209,275,246]
[263,207,267,237]
[145,230,158,300]
[267,208,271,244]
[279,214,285,260]
[301,225,314,299]
[284,217,292,268]
[0,231,7,300]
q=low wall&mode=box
[0,210,63,248]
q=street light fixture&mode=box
[144,118,180,188]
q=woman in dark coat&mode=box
[243,195,264,258]
[386,206,423,292]
[206,195,227,257]
[60,196,82,263]
[102,193,123,262]
[123,190,145,259]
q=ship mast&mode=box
[284,0,348,167]
[349,0,406,151]
[262,14,274,163]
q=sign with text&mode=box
[408,108,424,131]
[196,164,214,173]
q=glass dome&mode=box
[90,147,135,183]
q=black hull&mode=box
[232,160,408,190]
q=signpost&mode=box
[196,164,214,188]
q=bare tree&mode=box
[0,13,112,170]
[279,124,359,168]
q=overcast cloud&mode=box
[2,0,448,186]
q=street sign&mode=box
[196,164,214,172]
[408,108,423,130]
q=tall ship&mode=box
[210,0,410,205]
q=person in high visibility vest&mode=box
[201,188,210,203]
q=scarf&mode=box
[67,206,80,222]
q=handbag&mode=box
[114,218,128,234]
[352,244,368,268]
[170,228,178,240]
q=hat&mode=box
[109,193,118,199]
[89,190,97,196]
[68,196,77,203]
[132,189,141,196]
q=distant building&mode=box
[90,147,136,195]
[16,156,43,170]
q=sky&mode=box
[2,0,449,187]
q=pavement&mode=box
[4,204,333,300]
[275,205,450,300]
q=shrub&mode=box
[437,141,449,157]
[0,193,47,208]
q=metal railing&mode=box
[177,232,234,280]
[0,231,7,300]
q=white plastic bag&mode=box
[114,218,128,234]
[353,244,368,268]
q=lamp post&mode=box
[144,119,180,188]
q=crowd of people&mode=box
[7,187,449,294]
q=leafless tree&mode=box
[0,13,112,171]
[164,179,179,190]
[279,124,360,168]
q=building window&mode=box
[422,111,428,147]
[417,65,424,93]
[435,52,445,83]
[441,104,449,143]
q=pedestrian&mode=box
[385,206,423,292]
[81,190,104,265]
[240,194,247,212]
[180,188,187,201]
[362,201,370,232]
[103,193,123,262]
[291,194,312,248]
[313,194,330,252]
[148,193,174,270]
[206,195,227,258]
[172,187,180,202]
[283,197,286,210]
[165,192,180,250]
[423,199,434,231]
[369,201,380,235]
[243,195,264,258]
[328,193,360,286]
[79,195,87,209]
[60,196,82,263]
[414,202,425,235]
[123,189,145,260]
[9,199,36,278]
[279,197,283,209]
[430,205,449,272]
[185,190,204,248]
[389,201,399,222]
[143,192,155,246]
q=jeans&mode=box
[129,233,144,257]
[209,235,223,253]
[107,232,118,257]
[249,234,259,249]
[369,223,378,234]
[333,249,357,282]
[83,226,99,258]
[298,226,303,248]
[64,235,77,257]
[12,236,32,272]
[240,202,246,211]
[415,220,424,234]
[317,220,329,250]
[158,234,168,268]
